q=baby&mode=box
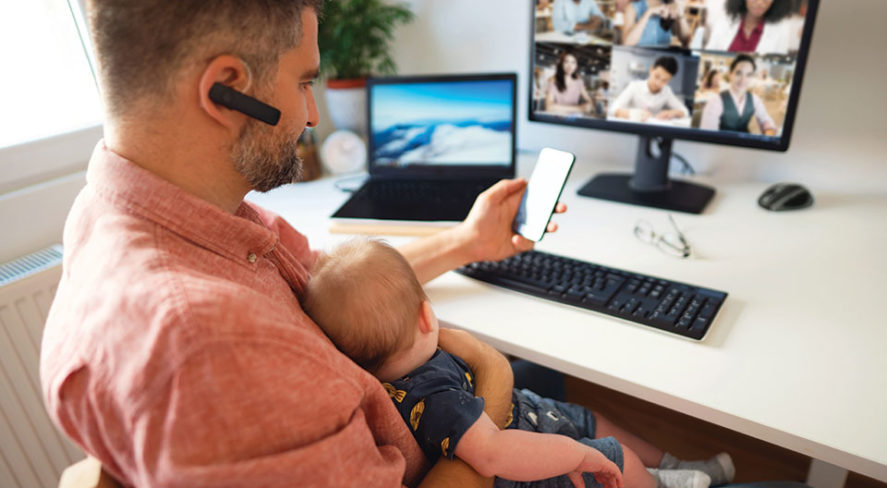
[304,239,733,488]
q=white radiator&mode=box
[0,245,84,488]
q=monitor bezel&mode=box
[527,0,820,153]
[366,72,518,179]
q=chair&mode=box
[58,457,121,488]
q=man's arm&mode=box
[668,4,692,45]
[608,83,635,118]
[573,16,603,32]
[573,0,604,32]
[551,0,573,33]
[623,4,661,46]
[438,328,513,427]
[658,88,689,119]
[455,413,623,487]
[665,88,690,117]
[417,329,516,488]
[399,179,564,285]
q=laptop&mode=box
[331,73,517,223]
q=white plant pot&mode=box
[324,80,367,137]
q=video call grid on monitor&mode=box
[529,0,819,151]
[367,74,517,174]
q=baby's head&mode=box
[303,239,437,378]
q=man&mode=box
[552,0,605,34]
[608,55,689,122]
[39,1,564,486]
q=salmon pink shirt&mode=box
[40,142,427,487]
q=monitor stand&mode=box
[577,136,714,214]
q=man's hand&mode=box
[398,178,565,284]
[567,446,624,488]
[648,4,669,17]
[656,109,683,120]
[458,179,567,264]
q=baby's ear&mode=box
[417,300,438,334]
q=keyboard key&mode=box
[648,310,674,328]
[584,292,608,306]
[550,284,567,296]
[565,289,585,302]
[698,303,717,320]
[691,317,709,333]
[622,298,640,314]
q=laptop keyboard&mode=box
[364,179,496,205]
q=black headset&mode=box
[208,82,281,126]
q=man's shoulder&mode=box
[43,202,323,401]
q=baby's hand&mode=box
[566,446,623,488]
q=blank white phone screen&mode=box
[515,148,574,241]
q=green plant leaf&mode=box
[318,0,414,80]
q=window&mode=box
[0,0,101,148]
[0,0,102,192]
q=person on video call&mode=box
[697,69,724,102]
[552,0,605,34]
[622,0,691,47]
[699,54,778,135]
[706,0,794,54]
[609,56,689,122]
[546,51,594,115]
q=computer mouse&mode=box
[758,183,814,211]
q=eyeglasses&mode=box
[633,214,692,258]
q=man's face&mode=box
[647,66,673,94]
[231,9,320,193]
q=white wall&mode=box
[0,127,97,263]
[332,0,887,191]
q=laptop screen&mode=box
[367,74,517,177]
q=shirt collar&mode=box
[85,141,278,265]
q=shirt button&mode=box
[247,253,257,263]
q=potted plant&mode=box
[318,0,414,136]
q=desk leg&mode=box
[806,459,848,488]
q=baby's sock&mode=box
[659,452,735,486]
[647,468,712,488]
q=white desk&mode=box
[247,152,887,485]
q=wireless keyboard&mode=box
[456,250,727,340]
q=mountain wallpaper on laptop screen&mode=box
[371,80,513,167]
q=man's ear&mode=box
[417,300,438,335]
[198,55,253,132]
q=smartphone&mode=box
[513,148,575,242]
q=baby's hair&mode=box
[303,238,427,374]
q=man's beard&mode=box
[231,119,304,193]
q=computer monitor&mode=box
[529,0,819,213]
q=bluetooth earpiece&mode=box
[209,82,281,126]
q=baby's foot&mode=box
[659,452,735,486]
[647,468,712,488]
